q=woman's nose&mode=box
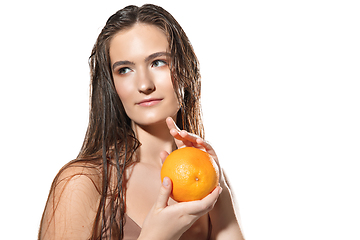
[137,70,155,94]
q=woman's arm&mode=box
[210,173,245,239]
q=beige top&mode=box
[123,214,141,240]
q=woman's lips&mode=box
[137,98,163,107]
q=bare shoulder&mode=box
[53,161,102,194]
[39,161,102,240]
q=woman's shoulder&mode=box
[45,160,101,197]
[52,161,101,207]
[49,159,103,204]
[46,158,103,208]
[55,159,102,186]
[39,160,102,239]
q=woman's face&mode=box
[110,23,180,127]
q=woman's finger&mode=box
[181,186,222,216]
[155,177,172,210]
[160,150,169,165]
[196,138,217,156]
[166,117,186,146]
[178,130,201,145]
[166,117,180,132]
[166,117,208,149]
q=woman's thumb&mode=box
[156,177,172,209]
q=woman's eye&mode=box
[152,60,167,68]
[118,67,131,75]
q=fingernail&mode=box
[219,187,223,195]
[163,177,170,187]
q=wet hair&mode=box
[39,4,203,239]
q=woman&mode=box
[38,4,244,240]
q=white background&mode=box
[1,0,359,239]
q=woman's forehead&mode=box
[109,23,169,63]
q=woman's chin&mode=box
[131,112,178,129]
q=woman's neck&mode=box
[132,120,176,168]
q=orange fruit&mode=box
[161,147,219,202]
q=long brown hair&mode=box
[39,4,203,239]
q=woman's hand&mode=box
[139,177,222,240]
[160,117,223,183]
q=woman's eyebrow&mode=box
[112,60,135,70]
[145,52,171,62]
